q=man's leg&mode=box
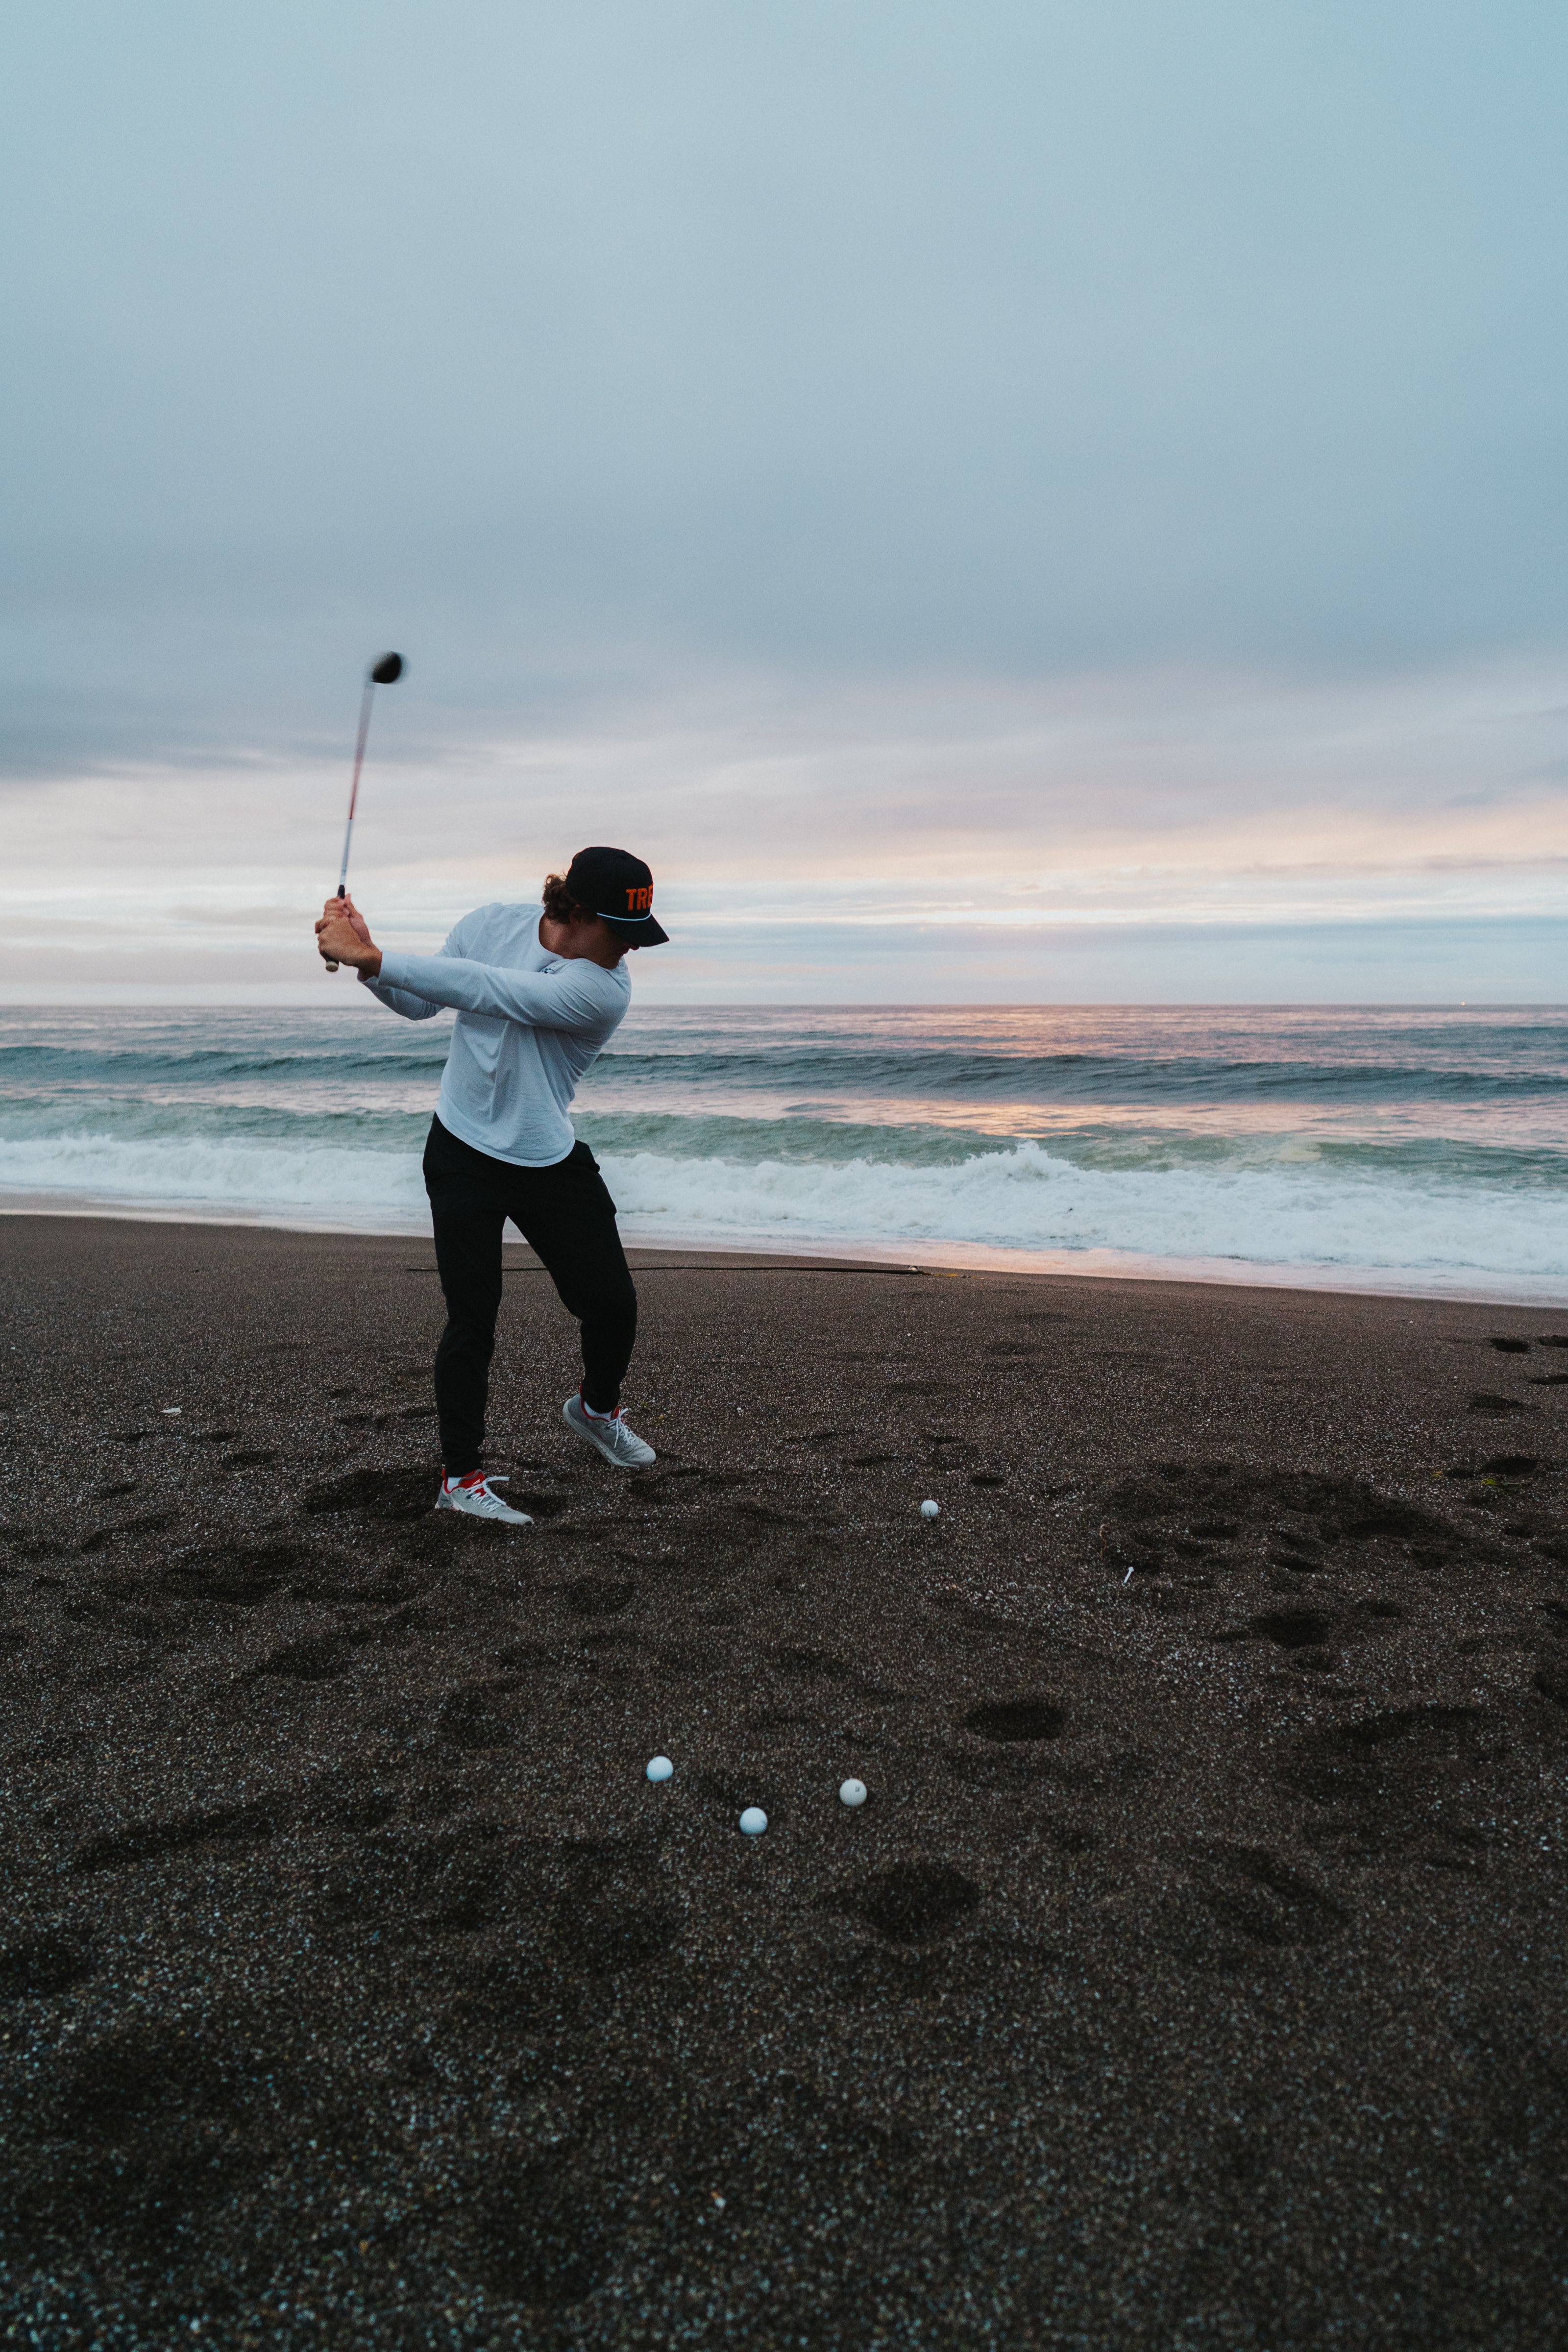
[423,1120,508,1476]
[506,1142,637,1413]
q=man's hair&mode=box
[541,871,589,925]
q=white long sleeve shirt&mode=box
[360,901,630,1168]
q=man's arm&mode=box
[372,945,617,1034]
[314,905,618,1034]
[357,967,443,1022]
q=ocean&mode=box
[2,1002,1566,1302]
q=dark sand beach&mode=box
[2,1212,1566,2349]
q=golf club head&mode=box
[369,652,404,685]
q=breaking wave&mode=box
[2,1001,1567,1296]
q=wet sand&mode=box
[2,1213,1566,2349]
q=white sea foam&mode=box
[0,1129,429,1230]
[3,1125,1567,1293]
[605,1140,1568,1280]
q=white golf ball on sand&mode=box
[920,1498,940,1519]
[738,1807,767,1836]
[839,1778,867,1808]
[645,1755,674,1783]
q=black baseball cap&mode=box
[565,846,669,945]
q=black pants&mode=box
[422,1116,637,1476]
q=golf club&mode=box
[324,650,404,970]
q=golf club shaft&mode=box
[324,676,377,972]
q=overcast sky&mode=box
[3,1,1566,998]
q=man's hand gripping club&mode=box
[316,896,383,978]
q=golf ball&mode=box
[645,1755,674,1783]
[738,1807,768,1837]
[920,1498,940,1519]
[839,1778,867,1808]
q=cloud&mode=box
[2,653,1566,997]
[2,3,1566,997]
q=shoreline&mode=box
[3,1191,1567,1308]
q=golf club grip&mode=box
[324,882,346,971]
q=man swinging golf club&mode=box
[314,847,668,1524]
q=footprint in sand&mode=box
[1189,1844,1348,1948]
[73,1799,283,1874]
[161,1541,318,1605]
[436,1680,523,1750]
[1250,1608,1338,1650]
[962,1698,1066,1741]
[256,1634,359,1682]
[826,1862,981,1944]
[0,1932,97,2002]
[563,1575,636,1617]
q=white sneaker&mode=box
[435,1473,534,1525]
[563,1392,656,1469]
